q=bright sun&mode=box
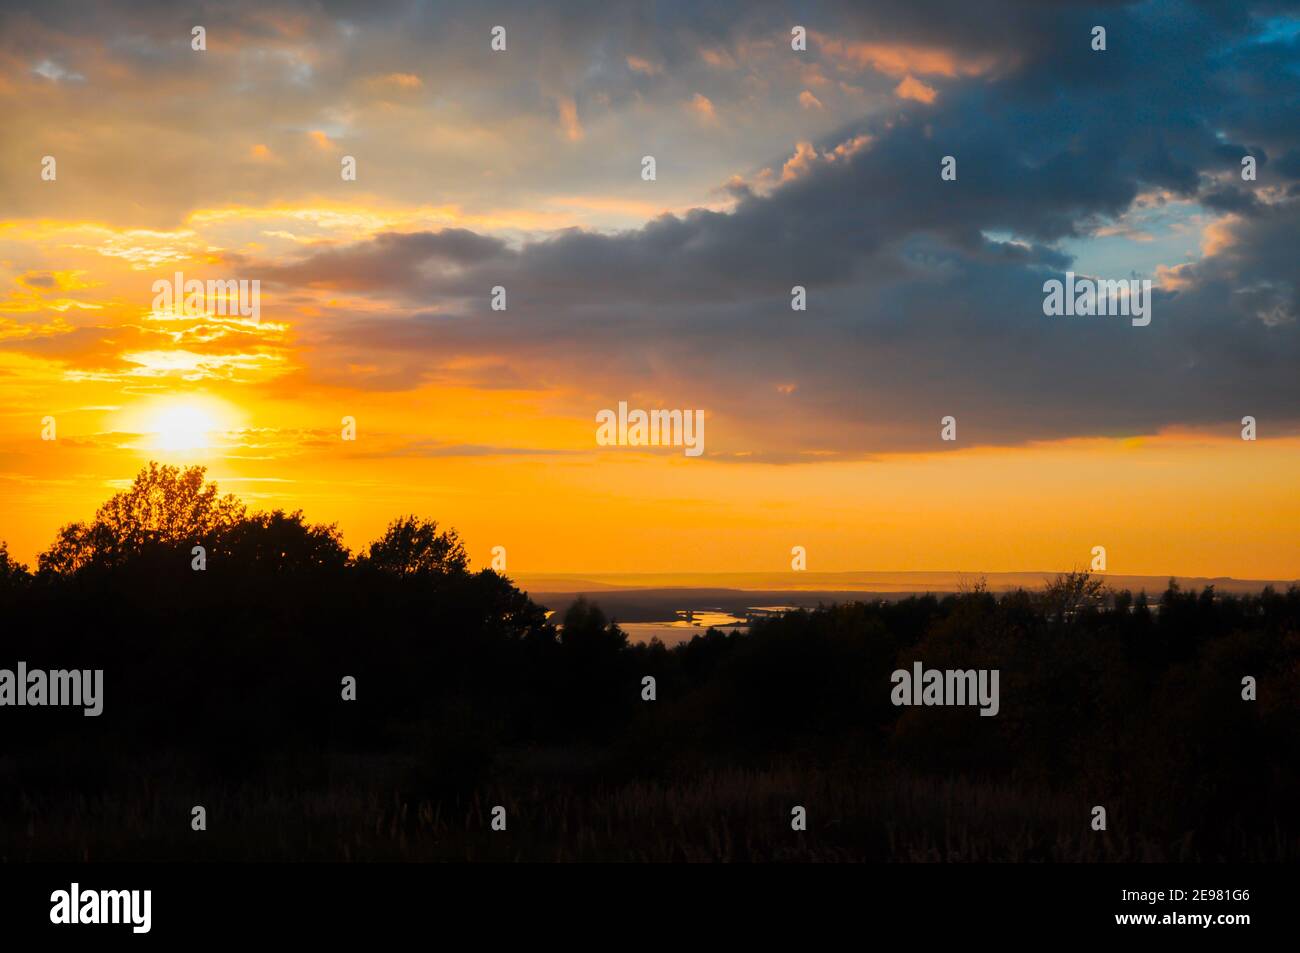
[149,403,222,451]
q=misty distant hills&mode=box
[521,571,1297,624]
[519,569,1294,594]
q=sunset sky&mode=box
[1,1,1297,578]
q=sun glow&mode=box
[151,404,219,450]
[126,398,240,453]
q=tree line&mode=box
[1,462,1297,856]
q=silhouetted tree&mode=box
[219,509,349,573]
[554,596,632,738]
[0,540,31,591]
[5,464,1299,860]
[1041,570,1108,623]
[359,515,468,577]
[38,462,243,574]
[559,596,627,653]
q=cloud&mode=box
[2,0,1298,457]
[260,229,509,292]
[32,58,84,82]
[625,55,661,75]
[378,440,582,459]
[689,92,717,122]
[240,0,1300,455]
[815,35,1004,79]
[894,75,936,103]
[556,96,584,141]
[367,72,423,91]
[798,90,824,110]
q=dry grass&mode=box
[4,759,1293,862]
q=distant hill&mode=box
[516,570,1295,596]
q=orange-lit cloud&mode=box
[626,55,661,75]
[894,75,937,103]
[368,72,423,91]
[1201,215,1240,256]
[816,36,1003,78]
[556,96,584,141]
[798,90,824,110]
[689,92,717,122]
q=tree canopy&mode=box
[39,462,245,574]
[359,515,468,577]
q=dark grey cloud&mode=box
[8,0,1295,455]
[251,1,1299,454]
[262,230,509,291]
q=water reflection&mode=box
[621,607,795,646]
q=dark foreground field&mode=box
[2,465,1298,862]
[8,759,1295,863]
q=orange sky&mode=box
[5,374,1297,578]
[1,7,1296,580]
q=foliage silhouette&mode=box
[359,515,468,577]
[38,462,244,574]
[1,463,1297,860]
